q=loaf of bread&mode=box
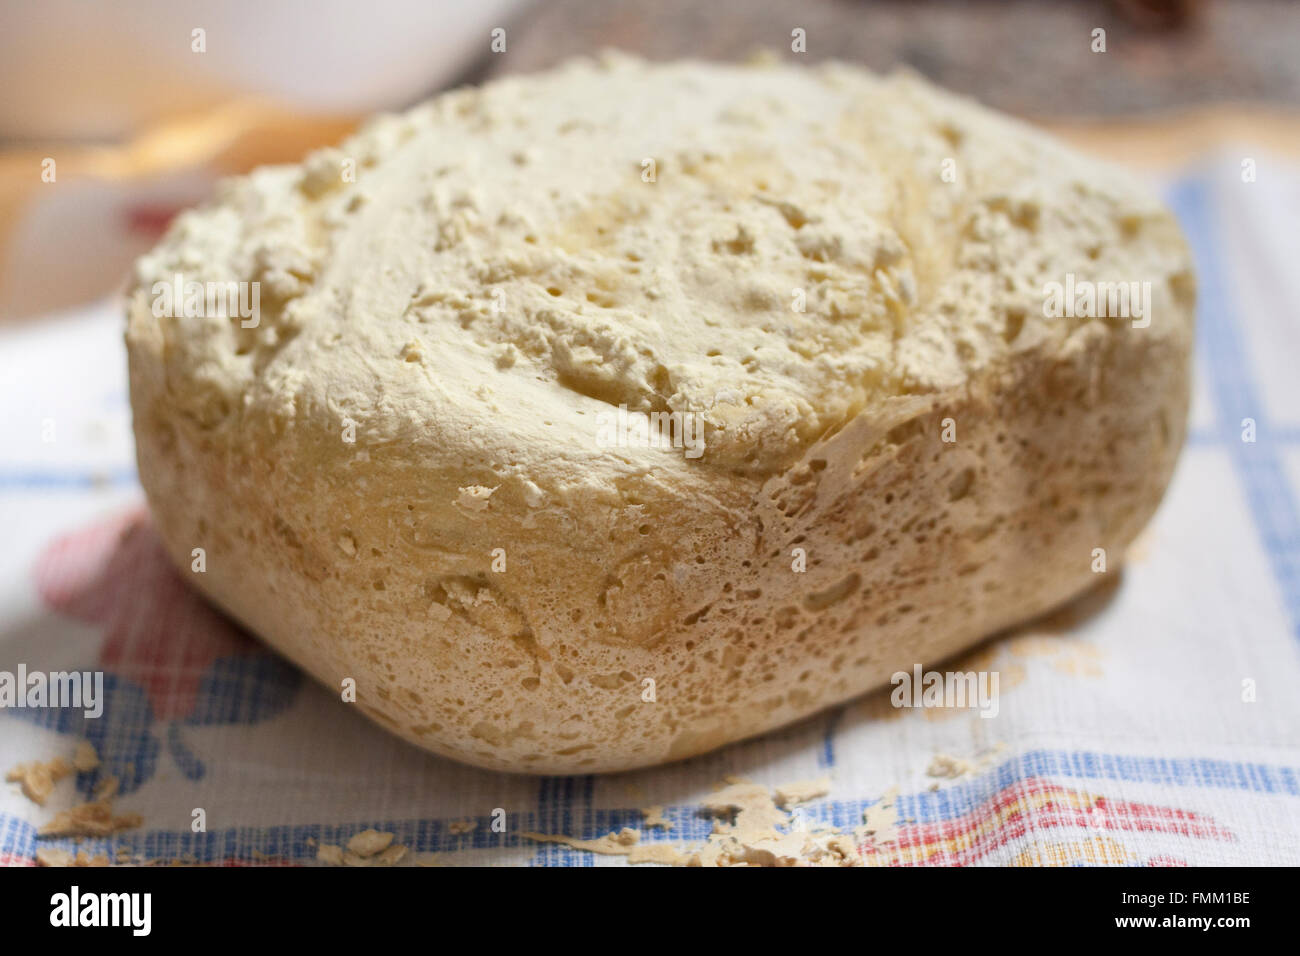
[126,54,1194,773]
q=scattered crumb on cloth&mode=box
[639,805,671,829]
[926,743,1008,787]
[524,777,897,867]
[700,782,789,832]
[15,749,899,868]
[523,827,641,856]
[7,741,103,807]
[775,776,833,809]
[317,829,409,867]
[72,741,100,773]
[356,845,408,867]
[856,788,900,848]
[316,843,346,865]
[6,757,71,805]
[628,843,691,866]
[39,799,142,838]
[346,828,394,857]
[927,753,975,780]
[36,848,111,867]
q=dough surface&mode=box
[126,54,1195,772]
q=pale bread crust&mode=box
[127,57,1194,773]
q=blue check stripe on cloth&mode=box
[1167,177,1300,651]
[2,160,1300,867]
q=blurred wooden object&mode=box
[1044,105,1300,167]
[1110,0,1201,31]
[487,0,1300,118]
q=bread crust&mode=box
[130,319,1189,774]
[127,56,1195,773]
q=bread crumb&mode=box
[373,844,408,866]
[316,843,345,865]
[447,819,476,836]
[694,779,882,866]
[93,775,120,800]
[343,843,407,867]
[534,779,873,867]
[317,831,411,866]
[854,787,900,851]
[927,753,975,779]
[523,827,640,855]
[774,776,832,808]
[36,847,112,867]
[346,829,395,857]
[39,799,142,838]
[700,782,788,832]
[6,757,72,805]
[628,843,690,865]
[639,805,671,829]
[925,744,1006,784]
[72,742,100,773]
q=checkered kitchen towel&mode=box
[2,151,1299,866]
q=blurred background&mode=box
[1,0,1298,320]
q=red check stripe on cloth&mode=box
[876,778,1234,867]
[31,506,280,722]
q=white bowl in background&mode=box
[0,0,528,142]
